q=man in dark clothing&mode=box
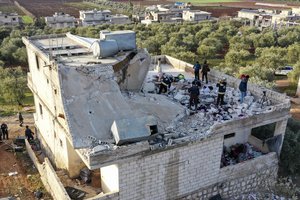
[25,125,34,141]
[1,123,8,140]
[188,81,200,111]
[201,60,210,84]
[0,128,2,141]
[19,112,24,127]
[216,78,227,106]
[193,61,201,80]
[158,74,172,94]
[239,75,249,103]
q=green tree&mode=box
[280,118,300,175]
[225,50,250,67]
[287,43,300,63]
[0,67,27,105]
[287,61,300,88]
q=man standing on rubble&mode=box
[1,123,8,140]
[239,74,249,103]
[188,81,200,111]
[201,60,210,84]
[216,78,227,106]
[25,125,34,141]
[193,61,201,80]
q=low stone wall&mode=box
[26,140,120,200]
[179,153,278,200]
[25,140,71,200]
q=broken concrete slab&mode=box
[111,116,157,145]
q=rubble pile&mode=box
[82,72,277,154]
[143,72,275,149]
[221,143,264,167]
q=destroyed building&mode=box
[23,31,290,200]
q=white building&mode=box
[110,14,131,24]
[182,10,211,22]
[238,8,300,29]
[45,12,76,29]
[79,9,112,26]
[23,29,290,199]
[0,11,22,26]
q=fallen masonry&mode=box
[23,32,290,200]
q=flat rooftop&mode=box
[25,33,133,67]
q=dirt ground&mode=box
[13,0,300,18]
[15,0,82,17]
[0,114,51,199]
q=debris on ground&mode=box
[8,172,18,176]
[221,143,264,167]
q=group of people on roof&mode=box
[154,59,250,113]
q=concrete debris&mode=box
[143,72,276,150]
[80,168,91,184]
[221,143,263,167]
[8,172,18,176]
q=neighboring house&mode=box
[45,12,76,29]
[238,8,300,29]
[110,14,131,24]
[132,14,145,23]
[0,11,22,26]
[182,10,211,22]
[148,11,182,23]
[79,9,112,26]
[144,4,213,24]
[237,9,260,21]
[23,31,290,199]
[79,10,131,26]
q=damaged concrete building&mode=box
[23,31,290,199]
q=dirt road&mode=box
[0,115,51,199]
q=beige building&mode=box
[0,11,22,26]
[45,12,76,29]
[79,9,112,26]
[23,31,290,199]
[238,8,300,29]
[110,14,131,24]
[182,10,211,22]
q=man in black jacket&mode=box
[1,123,8,140]
[216,78,227,106]
[188,81,200,111]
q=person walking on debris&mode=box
[193,61,201,80]
[1,123,8,140]
[188,81,200,111]
[216,78,227,106]
[158,74,172,94]
[239,74,249,103]
[201,60,210,84]
[156,58,162,72]
[19,112,24,127]
[25,125,34,141]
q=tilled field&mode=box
[15,0,82,17]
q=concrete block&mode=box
[111,116,156,145]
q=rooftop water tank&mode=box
[91,39,118,58]
[100,30,136,51]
